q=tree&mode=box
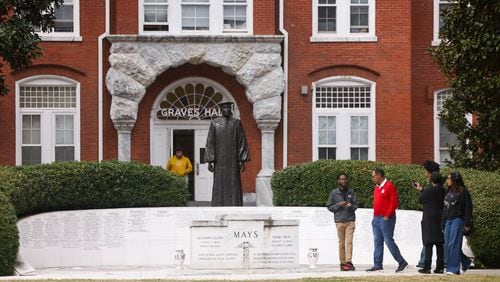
[0,0,63,96]
[431,0,500,171]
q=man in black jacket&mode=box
[327,173,359,271]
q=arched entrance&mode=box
[150,77,239,201]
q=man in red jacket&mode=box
[366,168,408,273]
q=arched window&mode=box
[312,76,375,160]
[153,78,239,121]
[16,76,80,165]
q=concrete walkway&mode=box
[1,265,499,280]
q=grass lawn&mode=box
[9,275,500,282]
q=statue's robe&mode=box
[205,116,250,206]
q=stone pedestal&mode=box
[190,214,299,269]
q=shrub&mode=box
[0,191,19,276]
[0,161,190,217]
[271,160,500,267]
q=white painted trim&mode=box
[15,75,81,165]
[433,88,472,164]
[138,0,253,35]
[432,0,451,46]
[311,76,376,161]
[98,0,110,161]
[37,0,81,41]
[310,35,377,42]
[279,0,289,168]
[311,0,376,42]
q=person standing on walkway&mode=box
[366,168,408,273]
[416,171,445,274]
[166,147,193,182]
[415,160,446,269]
[327,172,359,271]
[443,172,473,275]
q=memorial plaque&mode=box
[190,215,299,269]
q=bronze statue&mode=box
[205,101,250,206]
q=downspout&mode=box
[97,0,110,161]
[279,0,289,168]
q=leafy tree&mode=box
[0,0,63,96]
[431,0,500,171]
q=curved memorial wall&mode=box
[17,207,427,268]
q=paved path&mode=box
[2,265,499,280]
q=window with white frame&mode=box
[434,89,458,164]
[139,0,252,34]
[432,0,452,45]
[223,0,247,31]
[182,0,210,31]
[35,0,80,41]
[144,0,169,31]
[17,77,80,165]
[313,77,375,160]
[312,0,376,42]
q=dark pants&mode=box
[424,242,444,270]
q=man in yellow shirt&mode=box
[166,147,193,181]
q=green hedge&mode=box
[0,160,189,276]
[271,160,500,267]
[0,161,190,217]
[0,191,19,276]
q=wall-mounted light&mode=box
[301,85,308,96]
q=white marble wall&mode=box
[17,207,426,268]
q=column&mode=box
[255,120,279,206]
[114,120,135,161]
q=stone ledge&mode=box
[107,35,285,44]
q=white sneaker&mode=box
[446,271,457,275]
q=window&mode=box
[16,77,80,165]
[182,0,210,31]
[432,0,452,45]
[313,77,375,160]
[318,116,337,159]
[36,0,81,41]
[223,0,247,32]
[318,0,336,33]
[350,116,369,160]
[144,0,169,31]
[312,0,376,42]
[139,0,252,34]
[350,0,369,33]
[434,89,457,164]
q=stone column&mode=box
[255,120,280,206]
[114,120,135,161]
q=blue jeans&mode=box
[372,215,406,268]
[444,217,471,274]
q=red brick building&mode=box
[0,0,455,205]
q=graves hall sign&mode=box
[156,82,227,120]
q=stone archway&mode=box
[105,35,285,206]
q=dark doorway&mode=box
[173,129,195,200]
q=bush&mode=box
[0,191,19,276]
[271,160,500,267]
[0,161,190,217]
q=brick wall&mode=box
[285,0,415,165]
[411,0,448,164]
